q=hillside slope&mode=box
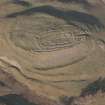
[0,0,105,105]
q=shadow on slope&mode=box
[11,0,32,7]
[58,0,91,6]
[0,94,38,105]
[6,5,105,31]
[58,0,93,10]
[60,77,105,105]
[81,77,105,96]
